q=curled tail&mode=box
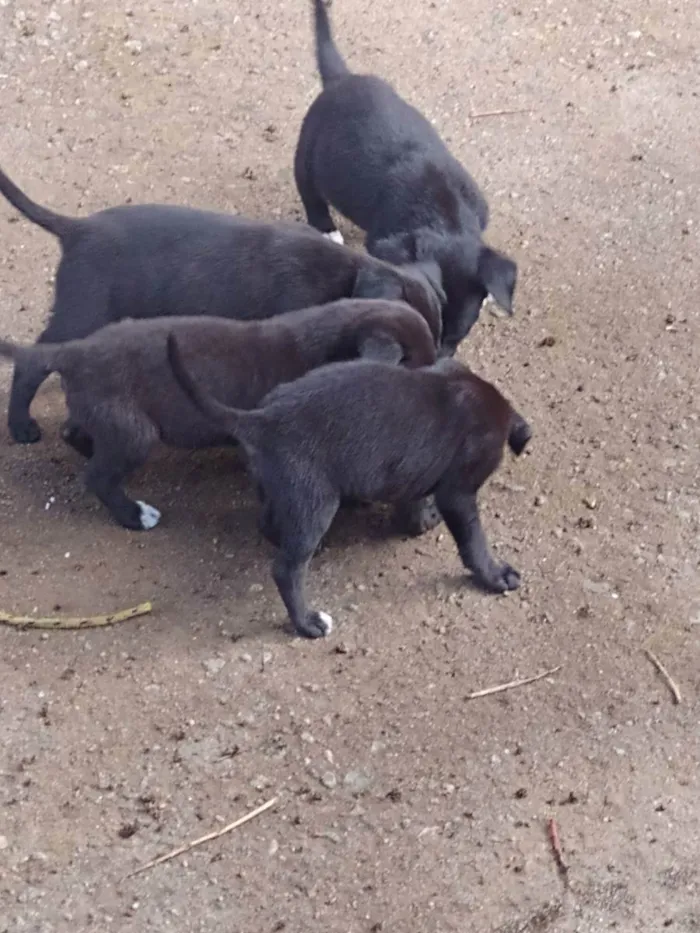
[166,332,261,442]
[0,167,76,238]
[0,338,60,377]
[312,0,350,85]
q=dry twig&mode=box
[0,601,152,630]
[470,107,533,120]
[465,666,561,700]
[643,647,681,705]
[125,796,278,879]
[547,817,569,884]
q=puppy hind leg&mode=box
[435,486,520,592]
[270,488,339,638]
[82,412,159,530]
[61,418,94,458]
[9,270,111,444]
[294,155,342,242]
[258,499,281,549]
[7,352,50,443]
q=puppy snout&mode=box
[508,412,532,456]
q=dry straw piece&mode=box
[0,601,153,630]
[125,797,279,879]
[465,666,561,701]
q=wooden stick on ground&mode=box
[0,601,152,630]
[470,108,533,120]
[125,796,279,879]
[465,666,561,701]
[547,817,569,884]
[643,647,681,705]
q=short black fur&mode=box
[0,299,436,530]
[0,165,444,444]
[294,0,518,356]
[168,341,532,639]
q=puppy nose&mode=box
[508,414,532,456]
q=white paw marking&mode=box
[485,293,509,319]
[137,500,162,530]
[317,611,334,635]
[324,230,344,245]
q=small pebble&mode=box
[202,658,225,675]
[343,770,372,796]
[320,772,337,790]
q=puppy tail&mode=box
[0,166,77,238]
[166,332,261,443]
[508,410,532,456]
[0,338,59,376]
[312,0,350,85]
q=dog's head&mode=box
[352,259,444,347]
[430,357,531,454]
[371,228,517,357]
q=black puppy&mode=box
[295,0,518,356]
[0,299,436,530]
[168,339,532,639]
[0,166,445,444]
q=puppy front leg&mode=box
[435,488,520,592]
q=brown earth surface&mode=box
[1,1,699,931]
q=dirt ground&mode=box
[1,0,699,930]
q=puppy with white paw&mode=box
[0,298,436,530]
[295,0,518,357]
[168,337,532,639]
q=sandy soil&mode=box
[1,1,699,930]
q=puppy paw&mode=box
[136,501,162,530]
[10,417,41,444]
[323,230,344,245]
[296,610,334,639]
[478,561,521,593]
[394,497,442,537]
[484,293,509,320]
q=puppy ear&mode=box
[352,265,402,301]
[370,232,416,265]
[478,246,517,315]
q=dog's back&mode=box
[244,361,513,498]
